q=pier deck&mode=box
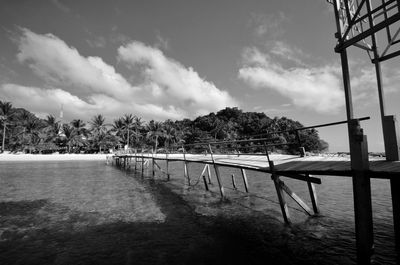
[115,153,400,179]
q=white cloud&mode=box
[118,41,237,116]
[154,32,169,51]
[86,36,107,48]
[270,41,308,66]
[6,28,236,121]
[250,12,287,39]
[16,28,137,101]
[0,84,184,122]
[51,0,70,13]
[239,46,344,113]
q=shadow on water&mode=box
[0,171,358,265]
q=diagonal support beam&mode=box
[279,179,313,216]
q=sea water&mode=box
[0,160,396,264]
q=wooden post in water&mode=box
[270,161,290,224]
[202,175,209,191]
[182,146,190,185]
[166,152,170,181]
[349,119,373,265]
[240,168,249,193]
[152,148,155,177]
[208,144,225,198]
[231,174,237,190]
[391,177,400,263]
[141,155,144,177]
[382,116,400,260]
[306,173,319,214]
[206,164,212,184]
[134,149,137,171]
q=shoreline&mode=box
[0,153,110,161]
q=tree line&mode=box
[0,100,328,154]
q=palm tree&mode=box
[61,124,76,153]
[44,115,60,144]
[71,119,87,136]
[22,116,41,153]
[71,119,88,152]
[133,116,144,148]
[210,118,226,140]
[122,114,135,148]
[90,114,107,152]
[0,101,13,152]
[163,120,176,149]
[146,120,164,151]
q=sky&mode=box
[1,0,400,152]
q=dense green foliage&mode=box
[0,101,328,154]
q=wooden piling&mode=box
[214,165,225,198]
[349,119,373,265]
[270,161,290,224]
[141,156,144,177]
[182,147,190,185]
[391,177,400,263]
[208,144,225,198]
[231,174,237,190]
[206,164,212,184]
[202,175,209,191]
[240,168,249,193]
[166,153,170,181]
[134,149,137,171]
[272,174,290,224]
[306,173,319,214]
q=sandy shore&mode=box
[0,153,111,161]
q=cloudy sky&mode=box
[1,0,400,152]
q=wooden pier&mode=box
[110,118,400,265]
[112,146,400,264]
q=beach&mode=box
[0,153,110,162]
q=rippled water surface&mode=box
[0,160,397,264]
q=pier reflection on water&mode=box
[0,160,396,264]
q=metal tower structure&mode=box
[328,0,400,158]
[327,0,400,264]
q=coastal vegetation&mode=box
[0,100,328,154]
